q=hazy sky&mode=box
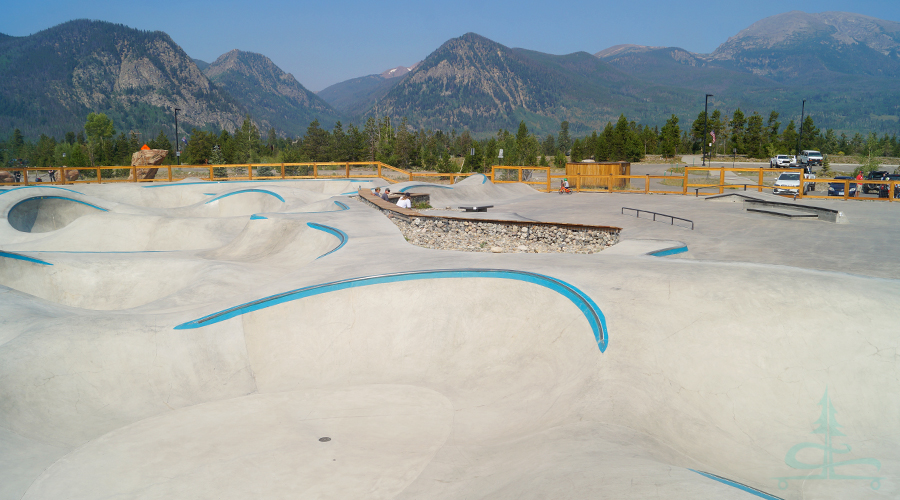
[3,0,898,91]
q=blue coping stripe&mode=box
[333,200,349,210]
[398,184,454,193]
[10,196,108,213]
[0,251,52,266]
[143,179,372,188]
[250,214,268,220]
[0,186,84,196]
[173,268,609,352]
[690,470,784,500]
[306,222,347,258]
[468,173,488,184]
[649,246,689,257]
[204,189,285,204]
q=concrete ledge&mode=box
[740,199,843,223]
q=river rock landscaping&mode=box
[391,216,618,254]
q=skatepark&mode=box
[1,174,898,499]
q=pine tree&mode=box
[729,109,746,154]
[557,121,571,154]
[211,144,227,179]
[659,115,680,158]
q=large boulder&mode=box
[128,149,168,180]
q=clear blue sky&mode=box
[3,0,898,91]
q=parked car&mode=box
[769,155,793,168]
[877,174,900,198]
[827,176,857,197]
[862,171,889,194]
[799,150,824,167]
[773,169,816,195]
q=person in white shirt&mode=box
[397,193,412,209]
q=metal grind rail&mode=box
[621,207,694,230]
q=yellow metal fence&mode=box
[2,163,895,202]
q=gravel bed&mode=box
[392,217,618,254]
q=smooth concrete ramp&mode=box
[1,177,897,500]
[391,175,541,208]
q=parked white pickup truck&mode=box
[769,155,793,168]
[773,167,817,195]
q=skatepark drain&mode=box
[319,437,331,442]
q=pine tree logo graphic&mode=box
[775,388,881,490]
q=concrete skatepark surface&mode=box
[1,177,898,499]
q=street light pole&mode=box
[174,107,181,165]
[702,94,713,167]
[796,99,806,156]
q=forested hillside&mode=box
[0,20,244,139]
[203,50,343,136]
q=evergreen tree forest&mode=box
[3,111,898,175]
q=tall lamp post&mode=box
[174,107,181,165]
[702,94,713,167]
[796,99,806,156]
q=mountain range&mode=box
[1,11,899,141]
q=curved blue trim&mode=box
[306,222,347,259]
[250,214,268,220]
[204,189,285,204]
[475,173,488,184]
[339,191,359,195]
[10,196,108,213]
[649,246,689,257]
[0,186,84,196]
[143,179,371,188]
[334,200,349,210]
[398,184,454,193]
[173,268,608,352]
[0,251,52,266]
[690,470,783,500]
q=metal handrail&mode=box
[621,207,694,230]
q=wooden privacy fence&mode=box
[2,162,896,202]
[565,162,630,189]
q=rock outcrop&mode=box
[128,149,169,180]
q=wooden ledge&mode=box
[358,188,419,216]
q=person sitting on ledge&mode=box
[373,187,381,197]
[381,188,391,201]
[397,193,412,209]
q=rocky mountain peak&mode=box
[712,11,900,59]
[594,44,665,59]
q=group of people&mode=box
[372,187,412,209]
